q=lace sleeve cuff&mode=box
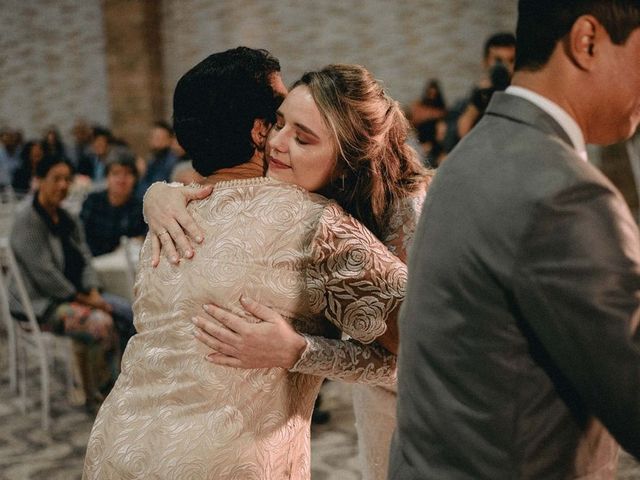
[291,334,397,388]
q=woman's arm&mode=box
[193,297,396,387]
[193,185,429,384]
[142,181,213,266]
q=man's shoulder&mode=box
[82,189,109,209]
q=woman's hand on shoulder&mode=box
[192,296,307,369]
[143,182,213,266]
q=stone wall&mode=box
[0,0,518,154]
[0,0,110,145]
[161,0,517,116]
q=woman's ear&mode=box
[250,119,270,150]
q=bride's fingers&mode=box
[205,352,243,368]
[157,224,180,264]
[166,219,195,259]
[240,296,284,324]
[193,326,237,357]
[150,234,161,267]
[202,304,247,335]
[192,316,241,346]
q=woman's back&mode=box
[84,177,405,480]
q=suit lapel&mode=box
[485,92,574,149]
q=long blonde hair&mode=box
[293,64,429,239]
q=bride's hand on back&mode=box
[143,182,213,266]
[192,296,307,369]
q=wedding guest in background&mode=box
[10,154,117,412]
[80,153,147,257]
[11,139,44,195]
[0,127,22,186]
[70,119,94,168]
[135,121,178,198]
[42,127,68,159]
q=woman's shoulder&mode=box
[195,177,333,210]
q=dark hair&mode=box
[483,32,517,59]
[173,46,282,176]
[19,140,44,167]
[153,120,174,137]
[92,126,113,142]
[421,79,446,109]
[516,0,640,71]
[42,127,67,158]
[35,154,74,179]
[105,151,138,179]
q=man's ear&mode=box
[250,119,270,150]
[565,15,599,71]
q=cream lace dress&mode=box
[82,177,406,480]
[291,188,427,480]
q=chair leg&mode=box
[17,340,26,414]
[7,323,17,393]
[63,339,75,395]
[40,346,50,431]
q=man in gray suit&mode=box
[389,1,640,479]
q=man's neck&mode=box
[203,152,265,185]
[511,65,589,141]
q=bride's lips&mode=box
[268,156,291,169]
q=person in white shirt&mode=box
[390,1,640,479]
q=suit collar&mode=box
[485,92,574,149]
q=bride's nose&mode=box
[268,128,287,154]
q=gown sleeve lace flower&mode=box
[292,184,428,385]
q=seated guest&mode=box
[8,155,130,410]
[80,154,147,257]
[77,127,131,185]
[135,121,178,199]
[11,140,44,195]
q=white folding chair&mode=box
[0,190,17,393]
[120,235,142,295]
[0,242,75,431]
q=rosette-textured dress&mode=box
[83,177,406,480]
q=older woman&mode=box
[9,155,124,410]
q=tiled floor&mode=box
[1,333,639,479]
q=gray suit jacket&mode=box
[390,93,640,479]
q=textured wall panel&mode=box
[0,0,110,143]
[0,0,517,144]
[161,0,517,116]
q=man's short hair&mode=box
[105,151,139,180]
[172,46,282,176]
[483,32,516,59]
[516,0,640,72]
[35,154,74,179]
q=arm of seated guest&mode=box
[142,181,213,266]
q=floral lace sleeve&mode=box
[382,177,430,262]
[305,203,408,344]
[292,183,429,385]
[292,335,397,388]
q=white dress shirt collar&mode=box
[505,85,588,162]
